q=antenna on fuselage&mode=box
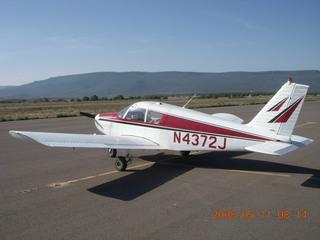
[183,93,197,108]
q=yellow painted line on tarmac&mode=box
[223,169,290,177]
[295,122,317,128]
[62,150,288,186]
[159,161,290,177]
[66,155,182,184]
[176,151,290,177]
[67,161,155,184]
[67,170,118,183]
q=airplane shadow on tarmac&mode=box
[87,151,320,201]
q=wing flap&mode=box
[9,131,162,149]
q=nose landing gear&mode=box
[108,148,117,158]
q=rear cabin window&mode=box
[146,110,163,124]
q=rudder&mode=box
[247,78,309,138]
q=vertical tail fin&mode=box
[247,78,309,138]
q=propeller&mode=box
[80,112,96,119]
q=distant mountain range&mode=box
[0,86,14,90]
[0,70,319,99]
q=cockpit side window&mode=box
[124,107,146,122]
[118,105,163,124]
[146,110,163,124]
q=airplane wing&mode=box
[245,135,313,156]
[9,130,163,149]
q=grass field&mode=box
[1,95,319,121]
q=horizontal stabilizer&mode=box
[290,135,314,147]
[245,135,313,156]
[9,130,162,149]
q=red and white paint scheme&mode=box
[10,79,313,171]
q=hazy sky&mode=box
[1,0,319,86]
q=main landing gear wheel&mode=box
[114,154,133,171]
[115,156,127,171]
[108,148,117,158]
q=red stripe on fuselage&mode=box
[161,114,271,141]
[98,112,271,141]
[99,113,118,118]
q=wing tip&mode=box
[9,130,39,143]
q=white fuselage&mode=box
[95,102,278,152]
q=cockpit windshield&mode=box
[118,106,130,119]
[119,105,146,122]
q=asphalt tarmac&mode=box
[1,101,319,240]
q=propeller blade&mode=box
[80,112,96,119]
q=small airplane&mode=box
[10,78,313,171]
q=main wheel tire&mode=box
[108,149,117,158]
[180,151,190,156]
[115,156,127,171]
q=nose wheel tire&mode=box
[108,148,117,158]
[115,156,127,171]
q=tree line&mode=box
[38,92,318,103]
[69,95,168,102]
